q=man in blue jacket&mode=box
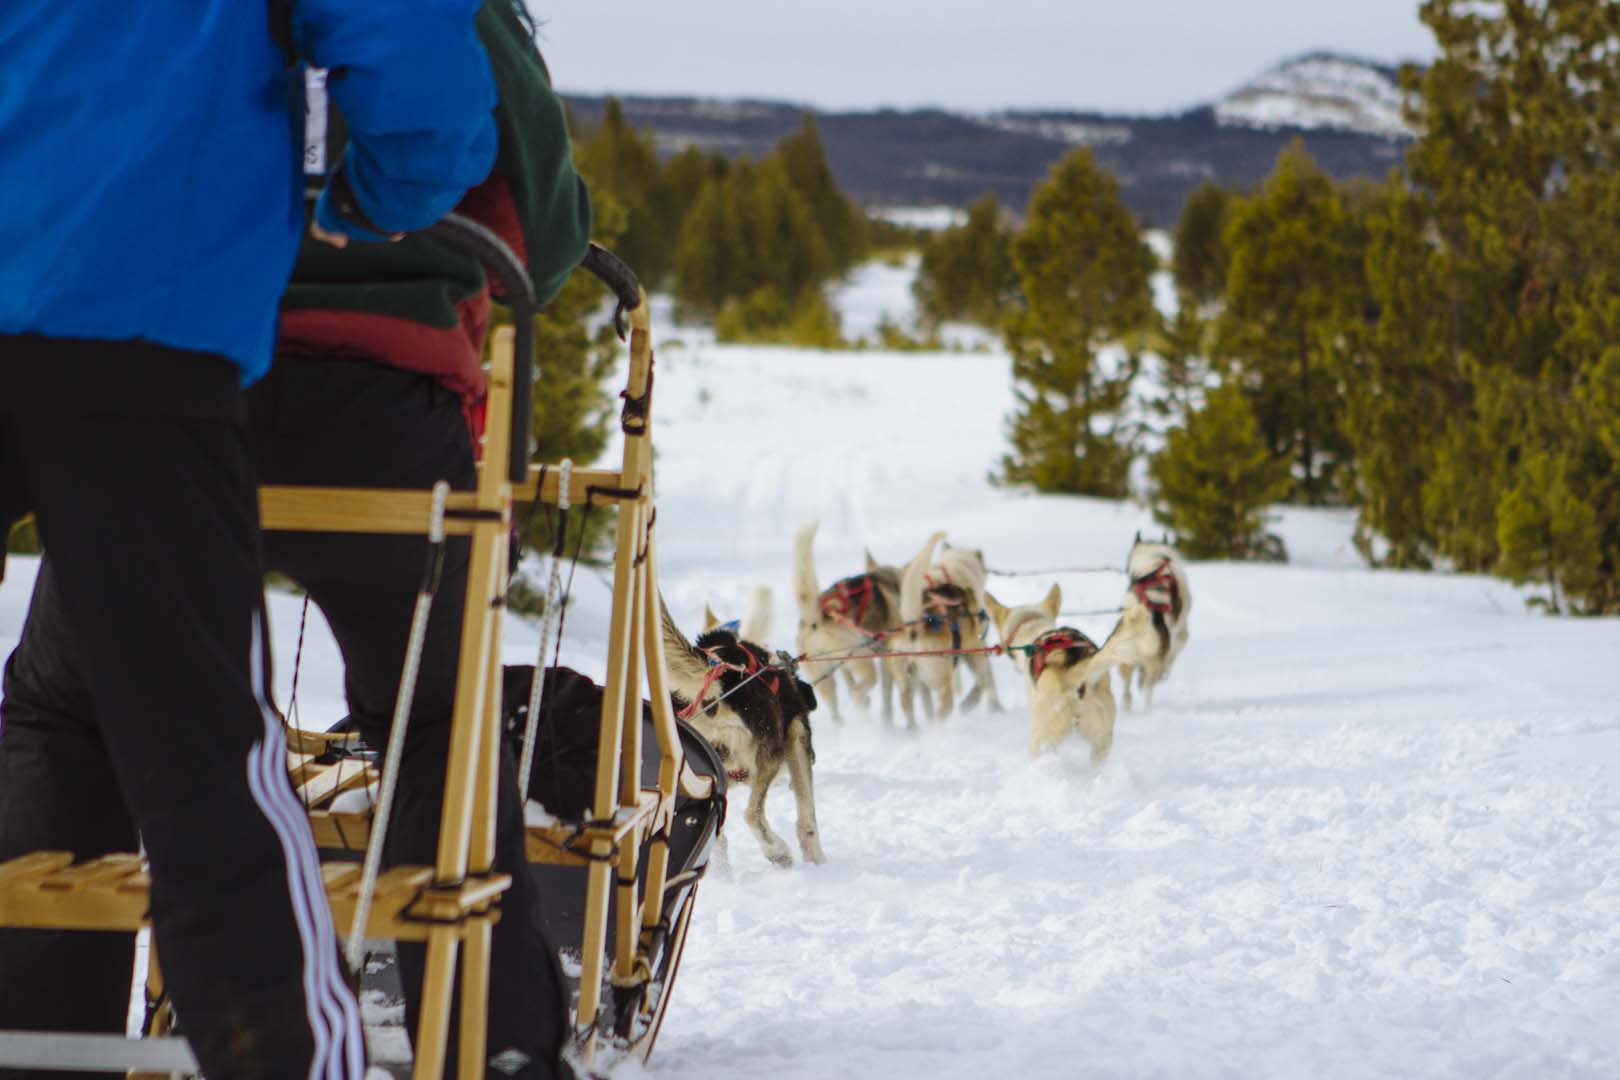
[0,3,497,1077]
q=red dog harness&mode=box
[676,642,780,722]
[1130,558,1182,615]
[1029,628,1097,681]
[820,574,877,635]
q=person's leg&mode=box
[0,416,25,582]
[0,556,137,1080]
[11,408,363,1080]
[254,359,565,1077]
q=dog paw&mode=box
[801,841,828,865]
[766,848,795,869]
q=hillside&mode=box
[565,53,1412,225]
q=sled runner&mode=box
[0,215,717,1076]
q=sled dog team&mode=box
[792,519,1191,756]
[659,519,1191,866]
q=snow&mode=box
[4,260,1619,1079]
[869,206,968,232]
[1214,54,1413,139]
[978,115,1133,148]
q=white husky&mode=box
[793,519,901,723]
[985,585,1129,761]
[1113,535,1192,709]
[890,532,1003,725]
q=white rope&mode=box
[346,481,449,973]
[518,457,571,798]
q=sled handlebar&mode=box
[420,218,643,484]
[423,213,537,484]
[303,186,644,483]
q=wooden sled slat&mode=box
[35,853,145,892]
[0,852,73,886]
[291,758,377,808]
[311,789,668,870]
[0,852,503,943]
[260,486,495,536]
[284,727,363,755]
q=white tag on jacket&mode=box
[304,68,329,176]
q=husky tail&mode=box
[793,519,822,625]
[658,594,710,696]
[899,530,947,623]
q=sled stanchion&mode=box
[347,481,449,975]
[573,284,659,1063]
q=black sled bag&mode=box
[503,664,727,1047]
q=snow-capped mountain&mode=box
[565,52,1416,227]
[1214,52,1412,139]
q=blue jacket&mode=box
[0,0,497,384]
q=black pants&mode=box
[1,358,563,1077]
[250,357,566,1077]
[0,389,365,1076]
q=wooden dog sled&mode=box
[0,216,718,1077]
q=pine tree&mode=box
[999,150,1156,497]
[1382,0,1620,606]
[671,177,737,320]
[775,114,866,273]
[672,155,833,334]
[660,145,728,237]
[1150,380,1292,560]
[1495,449,1602,614]
[1151,303,1211,422]
[574,99,676,286]
[1216,140,1363,505]
[1171,181,1231,310]
[912,192,1018,330]
[1339,177,1457,567]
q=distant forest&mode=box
[567,0,1620,613]
[562,94,1407,228]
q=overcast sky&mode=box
[532,1,1436,114]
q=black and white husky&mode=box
[659,598,826,867]
[1113,535,1192,709]
[792,519,902,723]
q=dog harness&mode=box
[820,574,878,636]
[676,640,780,722]
[1029,628,1098,681]
[1130,558,1182,616]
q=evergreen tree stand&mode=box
[0,220,712,1076]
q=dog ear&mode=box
[864,548,880,573]
[702,604,720,632]
[984,592,1008,627]
[1042,583,1062,618]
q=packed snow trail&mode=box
[3,276,1617,1078]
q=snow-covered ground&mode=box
[3,263,1617,1078]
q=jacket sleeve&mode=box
[292,0,498,238]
